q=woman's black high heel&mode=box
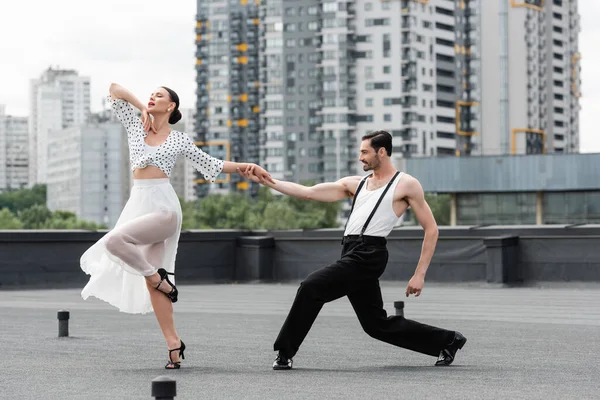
[165,340,186,369]
[155,268,178,303]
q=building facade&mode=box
[474,0,581,156]
[195,1,261,197]
[194,0,581,195]
[0,106,29,191]
[29,67,90,185]
[403,153,600,226]
[46,121,129,228]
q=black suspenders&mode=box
[343,171,400,242]
[342,174,370,235]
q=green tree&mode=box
[0,208,24,229]
[15,205,105,230]
[43,210,105,230]
[18,204,53,229]
[0,184,46,214]
[424,193,451,226]
[261,202,300,230]
[179,185,343,230]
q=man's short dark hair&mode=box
[362,130,393,156]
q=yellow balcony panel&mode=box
[253,18,260,25]
[196,59,202,65]
[237,181,249,190]
[237,119,249,127]
[239,94,248,102]
[253,106,260,113]
[227,120,232,127]
[510,0,544,12]
[241,0,247,4]
[510,128,546,155]
[455,101,481,136]
[237,56,248,64]
[237,43,248,52]
[227,94,232,102]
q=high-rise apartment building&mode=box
[475,0,581,155]
[0,105,6,190]
[0,106,29,191]
[29,67,90,185]
[195,1,261,197]
[195,0,581,193]
[46,119,129,228]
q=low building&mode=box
[402,153,600,225]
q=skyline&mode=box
[1,0,598,151]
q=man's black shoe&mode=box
[435,331,467,366]
[273,353,293,370]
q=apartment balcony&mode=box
[392,128,414,141]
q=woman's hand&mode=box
[141,108,154,133]
[239,164,275,184]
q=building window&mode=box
[365,18,390,26]
[457,193,537,225]
[544,192,600,224]
[384,114,392,122]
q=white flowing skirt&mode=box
[80,178,182,314]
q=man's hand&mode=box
[141,108,154,133]
[238,164,275,184]
[405,274,425,297]
[238,167,261,183]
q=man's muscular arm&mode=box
[403,175,439,297]
[238,170,361,202]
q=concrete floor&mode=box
[1,282,599,399]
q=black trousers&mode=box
[273,236,455,359]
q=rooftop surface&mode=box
[1,282,599,399]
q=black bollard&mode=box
[394,301,404,317]
[152,376,176,400]
[57,310,70,337]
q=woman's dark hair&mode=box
[162,86,182,124]
[361,130,393,156]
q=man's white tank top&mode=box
[343,172,404,237]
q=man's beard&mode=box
[362,156,379,171]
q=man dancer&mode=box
[239,131,467,370]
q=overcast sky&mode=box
[1,0,599,151]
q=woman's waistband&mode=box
[133,178,171,187]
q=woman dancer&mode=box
[80,82,272,369]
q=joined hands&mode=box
[238,164,275,185]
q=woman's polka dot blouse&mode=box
[108,97,224,182]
